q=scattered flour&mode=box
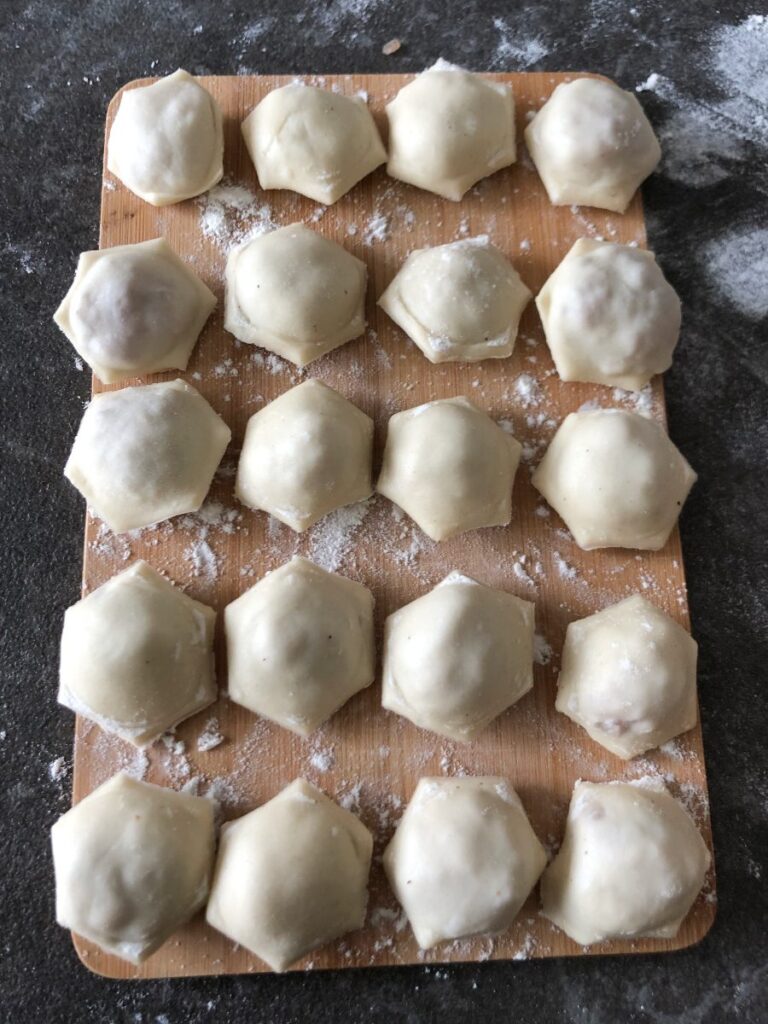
[197,717,225,752]
[703,226,768,320]
[197,180,277,251]
[490,17,549,69]
[308,499,372,571]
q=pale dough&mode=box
[225,556,375,735]
[384,777,546,949]
[206,778,373,971]
[52,773,215,963]
[64,379,231,533]
[242,83,386,204]
[54,238,216,383]
[59,561,217,746]
[382,573,535,741]
[107,69,223,206]
[537,238,681,390]
[235,380,373,531]
[378,237,531,363]
[532,409,697,550]
[541,779,710,944]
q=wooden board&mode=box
[70,72,716,978]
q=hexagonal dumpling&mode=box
[242,84,386,204]
[64,379,231,533]
[52,772,215,963]
[235,380,373,532]
[525,77,661,213]
[536,239,681,391]
[378,238,532,363]
[541,779,710,945]
[59,561,217,746]
[225,557,375,735]
[224,223,367,366]
[532,410,696,551]
[54,238,217,384]
[383,573,534,741]
[377,397,522,541]
[384,777,546,949]
[556,595,698,759]
[206,778,373,971]
[386,61,516,200]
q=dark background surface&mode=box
[1,2,766,1022]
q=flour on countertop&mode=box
[308,498,372,572]
[490,18,549,69]
[703,225,768,320]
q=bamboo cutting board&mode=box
[69,72,715,978]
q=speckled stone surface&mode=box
[1,1,766,1021]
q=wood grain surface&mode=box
[69,72,715,978]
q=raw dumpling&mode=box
[382,573,535,741]
[54,238,216,383]
[235,380,373,531]
[206,778,373,971]
[107,69,223,205]
[242,83,386,204]
[59,561,217,746]
[377,397,522,541]
[224,223,367,366]
[541,779,711,944]
[525,76,661,213]
[384,777,546,948]
[378,238,531,363]
[225,556,375,735]
[537,239,681,390]
[532,409,696,550]
[557,595,698,759]
[386,61,516,200]
[64,379,231,533]
[52,773,215,963]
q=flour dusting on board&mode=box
[197,180,277,251]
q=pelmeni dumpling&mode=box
[384,777,546,949]
[224,223,367,366]
[525,77,661,213]
[537,239,681,390]
[52,773,215,963]
[235,380,373,531]
[532,410,696,550]
[383,573,535,741]
[557,595,698,759]
[377,397,522,541]
[54,239,216,383]
[242,84,386,204]
[225,557,375,735]
[386,61,516,200]
[64,379,231,533]
[541,779,710,945]
[379,238,531,363]
[59,561,217,746]
[206,778,373,971]
[108,69,223,205]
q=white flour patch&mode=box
[197,180,277,251]
[308,499,372,571]
[490,18,549,69]
[703,226,768,319]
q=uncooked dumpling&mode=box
[52,773,215,963]
[532,409,696,550]
[383,573,535,741]
[108,69,223,205]
[557,595,698,759]
[54,238,216,383]
[59,561,217,746]
[378,238,531,363]
[225,556,375,735]
[377,397,522,541]
[384,777,546,948]
[242,83,386,204]
[386,61,516,200]
[525,77,661,212]
[224,223,367,366]
[541,779,710,945]
[537,239,681,390]
[64,379,231,533]
[206,778,373,971]
[235,380,373,531]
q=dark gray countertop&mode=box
[1,1,766,1021]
